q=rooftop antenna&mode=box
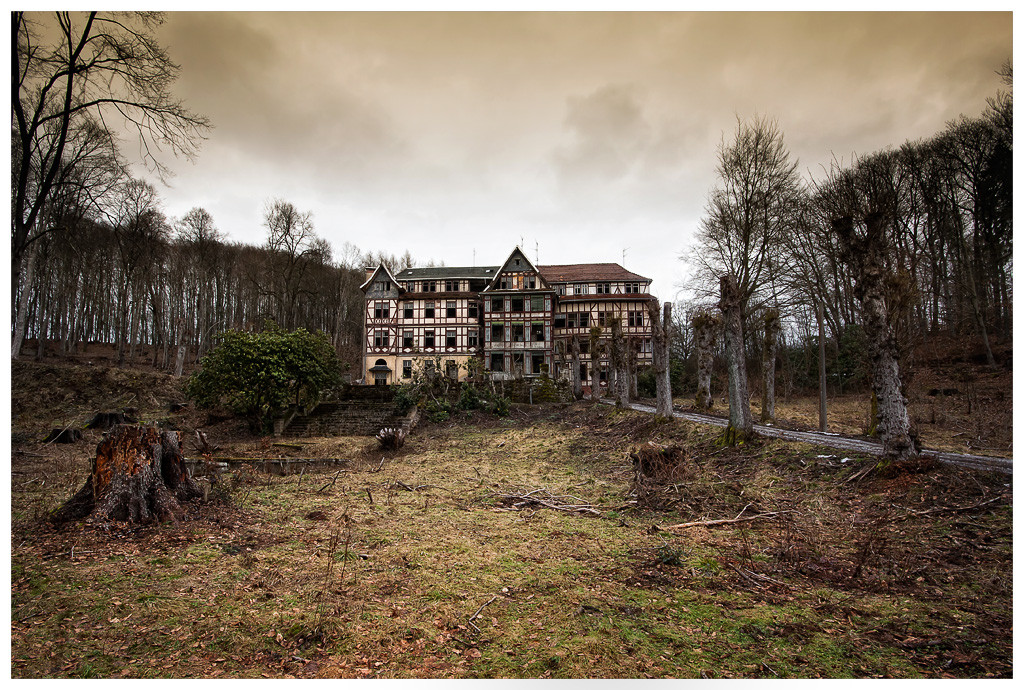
[519,235,524,249]
[473,248,476,266]
[622,247,629,265]
[535,241,539,263]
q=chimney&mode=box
[364,266,376,282]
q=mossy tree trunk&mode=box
[719,274,753,444]
[609,316,629,407]
[692,310,719,413]
[833,214,917,466]
[570,334,583,400]
[761,308,781,423]
[588,326,603,401]
[647,299,674,418]
[51,425,202,525]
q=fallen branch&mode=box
[889,494,1005,522]
[492,488,601,516]
[664,511,790,531]
[469,595,498,623]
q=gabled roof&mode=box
[359,263,403,293]
[484,246,550,291]
[395,266,499,280]
[538,263,651,283]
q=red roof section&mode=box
[538,263,650,283]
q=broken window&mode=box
[446,360,458,380]
[579,362,588,381]
[527,276,536,289]
[628,311,643,327]
[490,353,504,372]
[531,295,544,311]
[491,297,503,312]
[446,329,457,348]
[403,302,413,319]
[468,302,478,318]
[402,360,412,379]
[511,324,525,342]
[491,324,504,342]
[446,301,457,318]
[424,330,435,348]
[512,353,525,375]
[579,313,590,328]
[511,296,524,312]
[554,314,566,328]
[566,314,577,329]
[532,323,545,342]
[403,330,414,348]
[468,333,478,348]
[424,301,435,318]
[531,353,545,375]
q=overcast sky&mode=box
[143,11,1010,301]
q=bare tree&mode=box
[646,299,673,418]
[687,115,801,314]
[760,307,781,423]
[588,325,603,401]
[569,333,583,400]
[609,316,629,407]
[12,11,209,358]
[692,309,719,412]
[719,274,753,444]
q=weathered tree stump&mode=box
[51,425,202,525]
[43,428,83,444]
[85,410,138,430]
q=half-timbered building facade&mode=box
[360,247,653,389]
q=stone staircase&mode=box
[283,387,417,437]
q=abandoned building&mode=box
[360,247,654,389]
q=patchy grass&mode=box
[11,404,1011,679]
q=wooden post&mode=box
[817,302,827,433]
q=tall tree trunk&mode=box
[570,334,583,400]
[647,299,673,418]
[693,310,719,412]
[589,326,602,401]
[628,338,638,400]
[610,316,629,407]
[760,308,780,423]
[719,274,753,444]
[11,242,39,359]
[833,215,918,466]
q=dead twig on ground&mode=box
[317,469,343,494]
[664,510,792,531]
[491,488,601,516]
[888,494,1006,522]
[467,594,499,633]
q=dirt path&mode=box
[618,401,1012,475]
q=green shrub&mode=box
[185,324,341,432]
[491,396,511,417]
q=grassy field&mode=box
[10,403,1012,679]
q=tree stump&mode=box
[51,425,202,525]
[85,410,138,430]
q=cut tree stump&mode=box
[51,425,202,525]
[42,428,83,444]
[85,410,138,430]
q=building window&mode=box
[527,276,536,289]
[579,313,590,328]
[374,331,389,348]
[446,301,457,318]
[424,281,437,292]
[468,303,478,318]
[628,311,643,327]
[424,330,435,348]
[532,323,544,342]
[446,360,458,380]
[599,368,607,382]
[530,295,544,311]
[424,301,435,318]
[625,282,641,293]
[403,302,414,319]
[511,324,525,342]
[424,359,435,374]
[403,330,414,348]
[598,282,610,294]
[555,285,565,295]
[512,353,525,374]
[491,297,503,312]
[580,341,589,354]
[579,362,588,382]
[511,296,524,312]
[445,280,459,292]
[446,329,457,348]
[491,324,504,342]
[468,333,478,348]
[566,314,577,329]
[554,314,566,328]
[573,283,588,295]
[499,277,511,289]
[490,353,504,372]
[402,360,412,379]
[375,280,390,292]
[598,312,607,327]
